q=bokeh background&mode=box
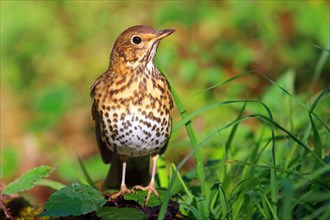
[1,1,329,203]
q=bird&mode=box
[90,25,175,205]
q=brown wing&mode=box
[90,73,113,164]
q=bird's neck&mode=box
[145,60,157,75]
[109,55,156,76]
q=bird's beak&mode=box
[154,28,176,41]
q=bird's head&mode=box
[109,25,175,71]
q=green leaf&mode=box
[124,189,166,207]
[40,182,106,217]
[96,207,147,220]
[2,165,54,195]
[35,179,65,190]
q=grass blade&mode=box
[281,180,293,220]
[170,163,194,203]
[217,182,231,219]
[157,156,168,188]
[225,102,247,153]
[309,113,322,166]
[77,153,97,189]
[159,66,208,219]
[310,43,330,91]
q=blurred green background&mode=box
[1,1,329,202]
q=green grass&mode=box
[157,60,330,219]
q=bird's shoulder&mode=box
[90,70,121,98]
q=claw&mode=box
[133,181,160,205]
[111,184,135,199]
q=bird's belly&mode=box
[101,108,171,157]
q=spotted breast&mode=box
[92,64,173,157]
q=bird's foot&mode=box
[133,181,160,205]
[111,184,135,199]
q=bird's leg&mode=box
[133,154,160,205]
[111,156,135,199]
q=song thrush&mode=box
[90,25,175,204]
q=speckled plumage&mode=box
[90,25,175,204]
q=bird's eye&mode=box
[132,36,142,44]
